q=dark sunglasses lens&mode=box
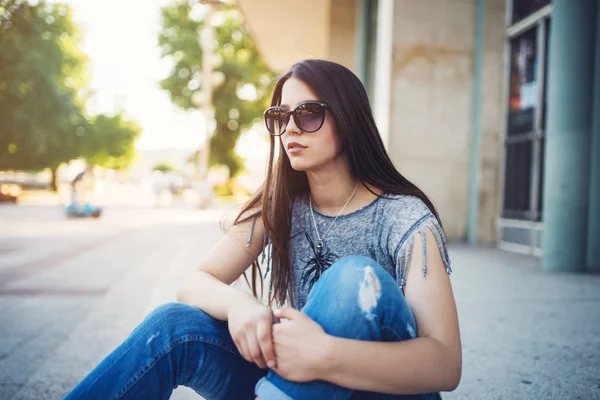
[295,103,325,132]
[265,108,288,135]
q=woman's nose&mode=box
[285,115,301,135]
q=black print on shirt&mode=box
[300,232,338,292]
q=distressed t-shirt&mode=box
[257,193,452,310]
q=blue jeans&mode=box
[65,256,441,400]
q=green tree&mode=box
[0,0,90,189]
[159,0,274,178]
[81,114,141,170]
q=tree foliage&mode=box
[159,0,274,177]
[0,0,141,188]
[0,0,89,171]
[81,114,142,170]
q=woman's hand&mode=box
[271,307,332,382]
[227,292,276,369]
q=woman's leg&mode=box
[65,302,266,400]
[255,255,439,400]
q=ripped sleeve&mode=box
[394,214,452,291]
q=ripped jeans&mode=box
[64,256,441,400]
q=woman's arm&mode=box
[317,228,462,394]
[176,208,266,321]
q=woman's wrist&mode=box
[226,290,258,317]
[316,333,339,380]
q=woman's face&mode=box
[279,78,343,172]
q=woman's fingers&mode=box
[229,306,276,369]
[256,318,276,369]
[246,330,267,368]
[233,334,251,363]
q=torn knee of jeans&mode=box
[358,266,381,317]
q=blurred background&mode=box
[1,0,599,399]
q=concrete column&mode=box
[587,0,600,272]
[477,0,505,244]
[372,0,393,150]
[542,0,597,271]
[467,0,485,244]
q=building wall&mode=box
[387,0,476,240]
[328,0,358,71]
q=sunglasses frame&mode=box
[264,101,329,136]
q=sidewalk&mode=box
[3,209,221,400]
[445,245,600,400]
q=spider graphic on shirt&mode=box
[300,232,338,291]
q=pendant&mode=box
[316,240,323,256]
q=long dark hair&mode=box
[233,59,441,306]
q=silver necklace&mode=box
[309,181,359,255]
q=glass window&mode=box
[512,0,551,24]
[541,21,550,131]
[536,137,545,221]
[507,28,537,136]
[502,141,533,219]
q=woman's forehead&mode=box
[280,78,320,109]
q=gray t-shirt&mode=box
[268,193,452,310]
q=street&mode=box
[1,201,599,400]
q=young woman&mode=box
[65,59,461,400]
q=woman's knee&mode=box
[304,257,391,317]
[302,257,415,340]
[145,302,202,324]
[317,256,392,294]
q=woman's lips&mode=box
[287,142,307,154]
[288,147,306,154]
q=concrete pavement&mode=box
[1,203,599,399]
[1,203,231,400]
[446,247,600,400]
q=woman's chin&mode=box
[289,164,308,172]
[289,159,311,172]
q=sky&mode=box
[65,0,208,151]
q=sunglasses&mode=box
[264,101,329,136]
